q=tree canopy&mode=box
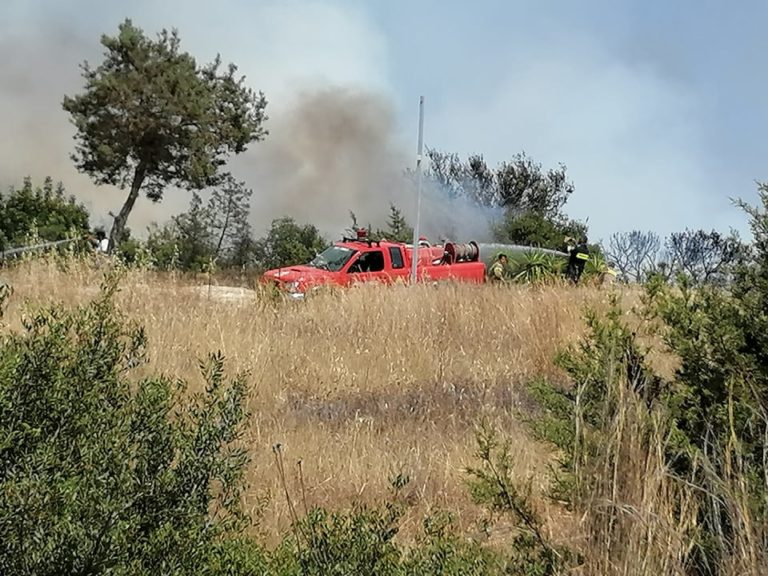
[420,148,586,250]
[422,149,574,217]
[0,177,90,252]
[62,19,268,251]
[253,217,328,270]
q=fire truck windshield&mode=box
[309,245,357,272]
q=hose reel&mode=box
[443,241,480,264]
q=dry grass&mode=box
[0,255,637,548]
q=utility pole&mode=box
[410,96,425,284]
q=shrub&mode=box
[465,421,573,575]
[270,505,403,576]
[0,176,90,252]
[267,502,517,576]
[508,251,564,285]
[0,271,265,575]
[402,512,505,576]
[520,185,768,574]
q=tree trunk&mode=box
[108,163,146,253]
[214,196,234,260]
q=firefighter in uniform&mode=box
[566,236,590,284]
[489,253,509,284]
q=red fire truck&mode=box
[261,229,489,299]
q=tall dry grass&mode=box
[567,368,701,575]
[4,255,765,574]
[0,255,626,545]
[2,258,672,542]
[565,362,768,576]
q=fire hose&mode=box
[0,236,91,260]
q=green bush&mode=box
[270,505,403,576]
[269,503,511,576]
[0,272,265,575]
[0,176,90,252]
[402,512,505,576]
[518,186,768,574]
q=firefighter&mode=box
[489,253,508,284]
[94,229,109,253]
[566,236,590,284]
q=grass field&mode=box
[0,255,635,550]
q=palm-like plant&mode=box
[509,251,564,284]
[582,253,618,285]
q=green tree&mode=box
[493,211,587,251]
[144,222,182,270]
[226,220,258,269]
[173,192,216,271]
[420,149,586,249]
[422,149,574,217]
[254,217,328,270]
[0,176,90,251]
[419,149,496,207]
[62,19,268,253]
[207,175,252,262]
[125,179,255,272]
[371,204,413,243]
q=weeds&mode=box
[14,230,768,575]
[0,256,607,545]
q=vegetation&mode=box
[507,251,565,285]
[604,228,746,284]
[419,148,588,251]
[119,175,257,272]
[371,204,415,243]
[0,254,600,575]
[2,181,767,573]
[494,211,586,252]
[3,14,767,576]
[0,177,90,252]
[252,217,329,271]
[522,187,768,574]
[62,19,268,252]
[0,273,256,574]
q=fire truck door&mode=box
[346,250,388,285]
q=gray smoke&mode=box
[0,19,501,244]
[235,86,504,243]
[0,20,195,236]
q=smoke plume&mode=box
[0,9,502,245]
[236,86,503,243]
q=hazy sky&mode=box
[1,0,765,243]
